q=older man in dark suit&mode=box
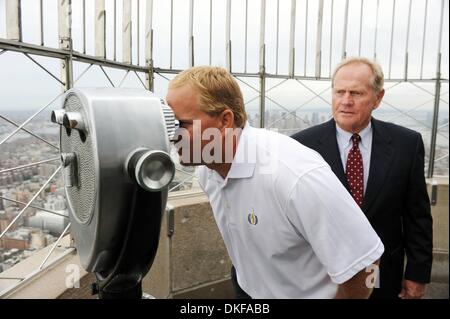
[291,57,433,299]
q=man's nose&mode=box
[342,92,354,105]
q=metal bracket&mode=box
[431,180,438,206]
[166,204,175,237]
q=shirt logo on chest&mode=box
[247,209,258,225]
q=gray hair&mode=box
[332,57,385,93]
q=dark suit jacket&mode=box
[291,118,433,298]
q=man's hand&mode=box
[399,280,426,299]
[334,261,379,299]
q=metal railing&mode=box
[0,0,448,297]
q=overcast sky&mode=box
[0,0,448,113]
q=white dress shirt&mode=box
[336,122,372,194]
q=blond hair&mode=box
[169,66,247,128]
[332,57,385,93]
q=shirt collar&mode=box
[336,121,372,149]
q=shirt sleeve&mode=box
[285,166,384,284]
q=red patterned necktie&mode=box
[346,134,364,207]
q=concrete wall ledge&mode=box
[1,179,448,299]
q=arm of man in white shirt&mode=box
[335,260,379,299]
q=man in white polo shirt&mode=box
[166,66,384,299]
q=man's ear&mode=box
[220,109,235,129]
[373,89,385,110]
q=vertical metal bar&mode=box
[304,0,308,76]
[40,0,44,45]
[259,0,266,72]
[437,0,445,56]
[289,0,296,78]
[149,43,154,91]
[209,0,212,66]
[137,0,140,65]
[145,0,154,90]
[83,0,86,54]
[404,0,412,81]
[95,0,106,58]
[315,0,323,78]
[170,0,173,68]
[358,0,363,56]
[276,0,280,75]
[420,0,428,79]
[58,0,72,49]
[6,0,22,41]
[226,0,231,71]
[123,0,132,64]
[145,0,153,66]
[341,0,349,60]
[65,44,74,91]
[374,0,379,59]
[114,0,117,60]
[189,0,195,67]
[388,0,396,79]
[244,0,248,72]
[428,54,441,178]
[428,0,446,177]
[59,0,72,93]
[329,0,333,77]
[259,0,266,128]
[260,75,266,128]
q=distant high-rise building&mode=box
[312,112,320,126]
[29,230,47,250]
[0,192,4,210]
[0,218,10,234]
[38,164,56,177]
[43,195,66,211]
[426,111,433,127]
[253,114,260,128]
[1,236,29,250]
[27,210,69,236]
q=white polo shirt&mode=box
[197,123,384,298]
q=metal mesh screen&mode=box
[61,94,96,224]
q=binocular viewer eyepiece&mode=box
[52,88,176,298]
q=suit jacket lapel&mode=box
[318,120,349,190]
[362,118,394,214]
